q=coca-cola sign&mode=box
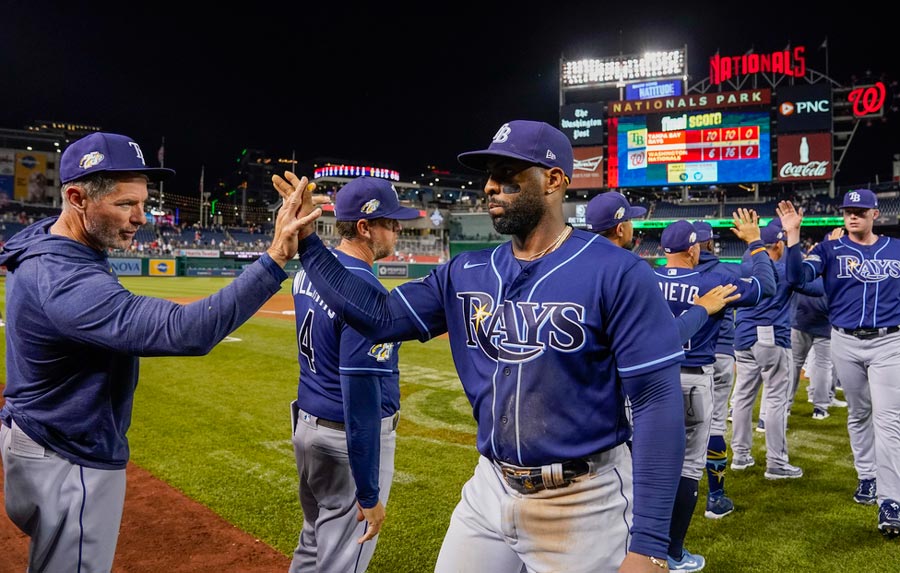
[776,133,832,181]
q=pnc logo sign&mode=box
[779,99,830,116]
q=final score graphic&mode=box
[613,110,771,187]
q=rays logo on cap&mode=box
[614,207,625,219]
[79,152,105,170]
[848,191,861,203]
[493,124,512,143]
[361,199,381,215]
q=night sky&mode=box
[4,3,898,195]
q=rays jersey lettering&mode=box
[457,292,586,362]
[836,255,900,282]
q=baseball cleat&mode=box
[667,548,706,571]
[830,397,848,408]
[878,499,900,538]
[764,463,803,480]
[854,478,877,505]
[755,419,766,433]
[812,408,830,420]
[704,493,735,519]
[731,455,755,470]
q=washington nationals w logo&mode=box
[457,292,586,362]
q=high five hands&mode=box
[271,171,332,243]
[730,207,762,243]
[265,172,327,267]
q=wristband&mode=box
[648,555,669,569]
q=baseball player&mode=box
[0,132,312,572]
[654,216,776,571]
[587,195,738,352]
[276,120,687,573]
[787,230,847,421]
[730,219,822,481]
[778,190,900,537]
[691,220,743,519]
[289,176,421,572]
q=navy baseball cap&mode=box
[585,192,647,232]
[760,219,785,244]
[841,188,878,209]
[457,120,574,180]
[692,220,720,241]
[60,132,175,184]
[661,220,699,253]
[335,176,421,222]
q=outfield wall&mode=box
[110,257,438,279]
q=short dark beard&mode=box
[490,184,545,236]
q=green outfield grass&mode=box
[1,275,899,572]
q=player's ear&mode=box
[544,167,566,195]
[62,184,88,212]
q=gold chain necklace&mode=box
[524,225,572,261]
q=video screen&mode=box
[611,110,772,187]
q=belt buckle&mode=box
[501,465,542,493]
[854,329,878,340]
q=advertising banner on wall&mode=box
[776,133,832,181]
[775,84,832,133]
[626,80,682,101]
[148,258,177,276]
[14,152,48,202]
[109,258,143,276]
[0,150,14,199]
[559,103,604,146]
[569,146,604,190]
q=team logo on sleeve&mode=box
[836,255,900,282]
[368,342,396,362]
[457,292,586,362]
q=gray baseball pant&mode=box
[830,329,899,498]
[790,329,836,411]
[731,342,793,469]
[1,420,126,573]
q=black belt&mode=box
[497,458,590,495]
[834,326,900,340]
[317,412,400,432]
[316,417,346,431]
[681,366,705,375]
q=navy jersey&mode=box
[734,257,824,349]
[654,250,774,367]
[291,249,402,506]
[297,230,686,556]
[297,231,686,463]
[292,250,401,422]
[0,217,288,470]
[695,251,742,356]
[790,278,830,338]
[787,236,900,329]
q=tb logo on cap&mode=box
[492,124,512,143]
[128,142,147,165]
[848,191,861,203]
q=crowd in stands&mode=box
[3,183,899,263]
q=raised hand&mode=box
[775,200,804,234]
[265,172,326,266]
[730,207,762,244]
[827,226,845,241]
